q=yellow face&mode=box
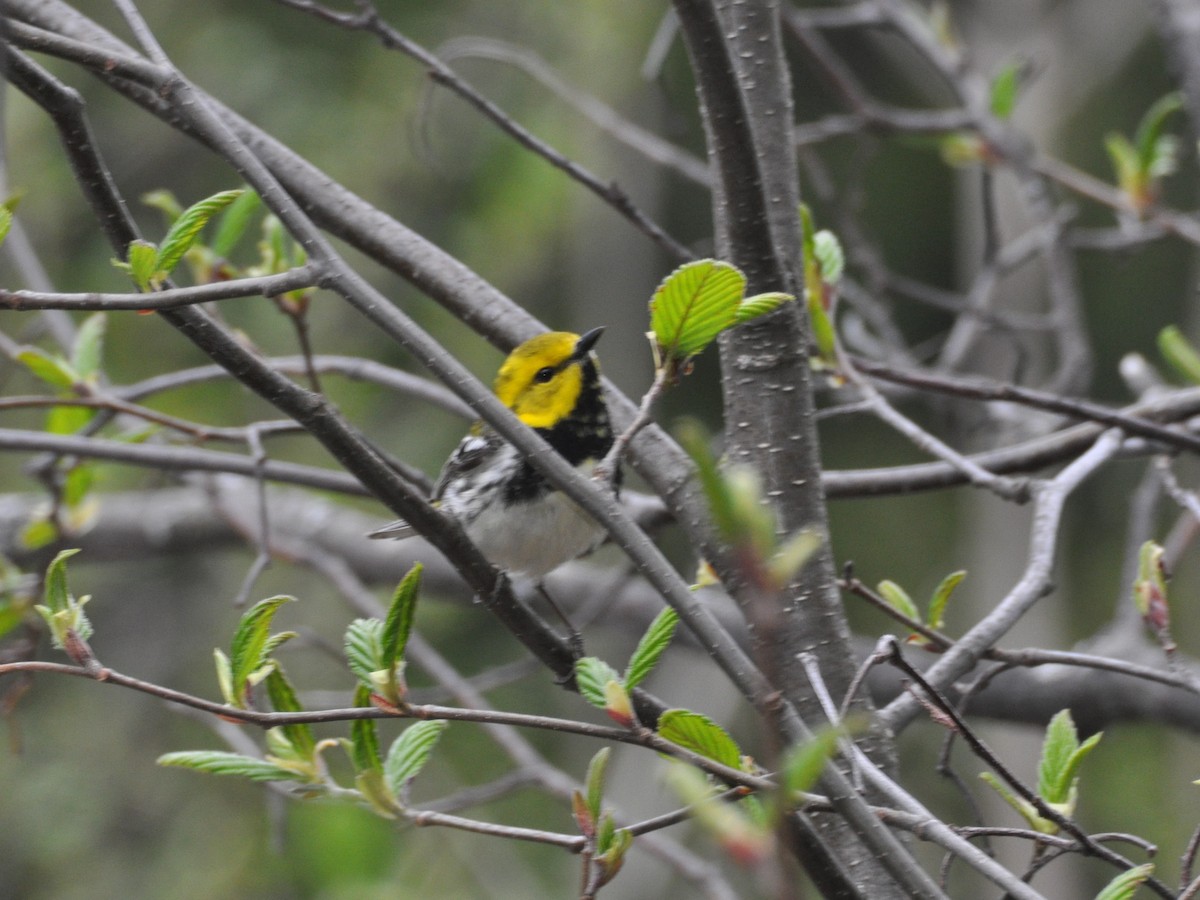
[493,332,587,429]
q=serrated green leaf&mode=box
[927,570,965,631]
[813,231,844,285]
[382,564,421,669]
[623,608,679,690]
[585,747,611,820]
[265,666,315,758]
[1038,709,1080,804]
[154,189,244,278]
[228,595,294,702]
[649,259,746,360]
[1094,863,1155,900]
[70,313,107,381]
[734,292,791,325]
[782,726,841,796]
[157,750,300,782]
[877,580,920,622]
[1158,325,1200,384]
[210,189,261,258]
[575,657,623,709]
[384,720,448,796]
[350,684,383,774]
[345,617,384,688]
[16,347,77,390]
[657,709,742,770]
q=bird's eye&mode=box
[533,366,555,384]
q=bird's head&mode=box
[493,327,605,429]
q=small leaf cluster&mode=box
[114,189,247,291]
[161,565,446,816]
[33,549,92,661]
[213,595,297,709]
[801,206,846,381]
[876,570,966,647]
[15,313,112,547]
[345,563,421,708]
[980,709,1101,834]
[648,259,791,375]
[571,749,633,890]
[661,720,842,868]
[678,420,822,594]
[575,607,679,727]
[1105,92,1182,216]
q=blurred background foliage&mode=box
[2,1,1200,898]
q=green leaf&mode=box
[154,189,245,278]
[813,230,844,285]
[264,666,315,759]
[767,529,822,590]
[649,259,746,361]
[1094,863,1155,900]
[585,747,611,821]
[345,617,384,688]
[623,608,679,690]
[575,657,623,709]
[782,726,841,796]
[1135,93,1183,173]
[1158,325,1200,384]
[214,649,235,706]
[71,313,107,381]
[1038,709,1082,804]
[734,292,791,325]
[657,709,742,770]
[43,548,80,613]
[989,59,1023,119]
[46,403,93,436]
[382,564,421,669]
[0,206,13,247]
[16,347,77,390]
[594,828,633,888]
[350,684,383,774]
[157,751,301,783]
[604,679,635,728]
[877,580,920,622]
[62,463,95,509]
[112,239,160,291]
[228,595,294,704]
[384,720,448,796]
[926,570,965,631]
[210,189,261,258]
[19,517,58,552]
[676,420,737,543]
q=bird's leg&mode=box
[537,581,585,659]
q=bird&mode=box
[368,327,617,583]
